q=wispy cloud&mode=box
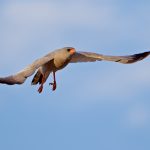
[0,1,116,63]
[66,61,150,102]
[123,104,150,128]
[1,1,115,31]
[0,1,150,96]
[0,2,150,150]
[1,1,150,58]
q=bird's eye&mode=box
[67,49,70,52]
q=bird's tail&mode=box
[31,70,43,85]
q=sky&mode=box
[0,0,150,150]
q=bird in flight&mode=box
[0,47,149,93]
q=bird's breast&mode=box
[54,58,70,70]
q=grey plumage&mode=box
[0,47,149,93]
[70,51,150,64]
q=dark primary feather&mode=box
[0,76,22,85]
[100,51,150,64]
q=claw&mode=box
[49,81,56,91]
[38,85,43,93]
[49,71,57,91]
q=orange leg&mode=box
[49,71,57,91]
[38,75,46,93]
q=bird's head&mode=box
[65,47,76,56]
[53,47,76,65]
[56,47,76,59]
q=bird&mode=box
[0,47,149,93]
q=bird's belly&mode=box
[40,58,70,74]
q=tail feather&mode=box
[31,70,42,85]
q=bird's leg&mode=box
[38,75,46,93]
[49,71,57,91]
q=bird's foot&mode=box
[38,85,43,93]
[49,81,56,91]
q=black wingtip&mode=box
[135,51,150,60]
[0,76,15,85]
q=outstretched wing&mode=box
[0,52,55,85]
[70,51,150,64]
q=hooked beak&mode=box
[69,48,76,55]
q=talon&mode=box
[38,85,43,93]
[49,82,56,91]
[49,71,57,91]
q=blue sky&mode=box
[0,1,150,150]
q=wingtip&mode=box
[0,76,15,85]
[141,51,150,58]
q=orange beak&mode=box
[69,48,76,55]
